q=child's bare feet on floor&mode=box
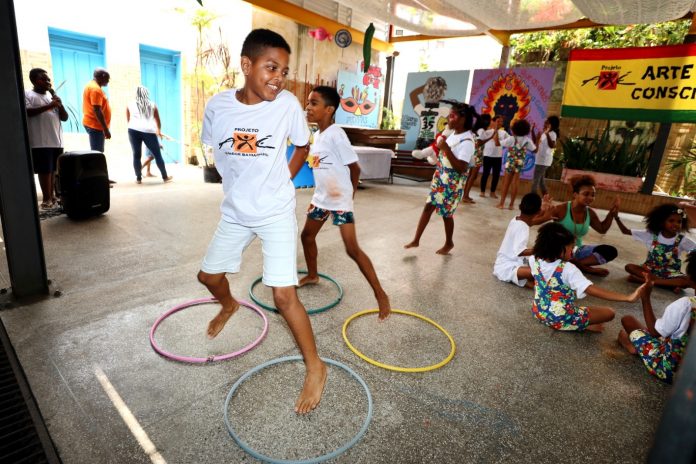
[206,302,240,339]
[295,361,327,414]
[404,241,419,249]
[436,243,454,255]
[508,204,515,210]
[584,266,610,277]
[297,275,320,287]
[586,323,605,333]
[377,293,391,320]
[495,203,505,209]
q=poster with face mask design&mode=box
[335,67,383,129]
[399,70,470,151]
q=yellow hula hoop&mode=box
[342,309,456,373]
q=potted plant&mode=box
[559,122,652,192]
[667,139,696,226]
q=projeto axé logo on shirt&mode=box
[218,129,275,157]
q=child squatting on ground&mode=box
[196,29,326,414]
[530,223,647,333]
[404,102,477,255]
[618,251,696,384]
[300,86,391,320]
[493,193,552,288]
[615,203,696,293]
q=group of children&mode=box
[495,190,696,384]
[194,28,693,419]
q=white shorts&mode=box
[493,260,527,287]
[201,213,298,287]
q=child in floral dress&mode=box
[405,102,477,255]
[496,119,536,210]
[530,223,645,332]
[615,203,696,292]
[462,113,490,204]
[618,251,696,384]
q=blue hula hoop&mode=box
[248,271,343,314]
[223,355,373,464]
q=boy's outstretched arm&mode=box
[585,281,648,303]
[614,214,632,236]
[640,274,660,336]
[288,144,310,179]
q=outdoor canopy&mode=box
[335,0,696,37]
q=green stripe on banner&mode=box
[561,105,696,123]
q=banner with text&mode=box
[562,44,696,123]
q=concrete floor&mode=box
[0,164,686,463]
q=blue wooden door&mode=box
[139,45,182,163]
[48,28,105,133]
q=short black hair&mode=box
[473,113,491,132]
[29,68,47,83]
[241,29,291,60]
[644,203,689,234]
[570,174,596,193]
[511,119,531,137]
[519,193,542,215]
[686,250,696,282]
[533,222,575,261]
[311,86,340,112]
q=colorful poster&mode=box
[469,68,556,179]
[399,70,470,151]
[335,67,382,129]
[562,44,696,123]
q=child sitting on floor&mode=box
[615,203,696,292]
[493,192,547,287]
[529,222,646,332]
[618,251,696,384]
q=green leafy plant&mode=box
[380,107,399,130]
[667,139,696,198]
[560,124,652,177]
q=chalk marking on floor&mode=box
[94,366,166,464]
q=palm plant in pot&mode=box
[559,121,653,192]
[668,138,696,226]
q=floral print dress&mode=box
[642,233,685,278]
[530,258,590,331]
[629,297,695,384]
[427,135,473,218]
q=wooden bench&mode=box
[389,150,435,183]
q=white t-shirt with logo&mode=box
[24,90,63,148]
[535,131,557,166]
[493,217,530,286]
[201,89,310,226]
[308,124,359,212]
[127,101,158,133]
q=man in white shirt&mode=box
[25,68,67,208]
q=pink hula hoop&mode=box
[149,297,268,363]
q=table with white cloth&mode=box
[352,146,394,181]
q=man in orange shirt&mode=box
[82,68,115,183]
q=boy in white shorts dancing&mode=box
[197,29,326,414]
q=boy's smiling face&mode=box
[240,46,290,104]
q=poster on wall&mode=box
[335,68,382,129]
[399,70,470,151]
[469,68,556,179]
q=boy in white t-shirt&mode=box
[618,252,696,384]
[198,29,325,415]
[300,86,390,320]
[493,193,545,287]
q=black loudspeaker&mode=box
[56,150,110,219]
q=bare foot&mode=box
[586,323,605,333]
[295,361,328,414]
[495,203,505,209]
[145,173,156,178]
[524,280,534,289]
[490,193,498,199]
[377,293,391,320]
[206,302,240,339]
[479,192,486,197]
[404,241,419,249]
[508,204,515,210]
[436,243,454,255]
[463,198,475,204]
[673,287,683,294]
[297,275,320,287]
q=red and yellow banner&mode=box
[562,44,696,123]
